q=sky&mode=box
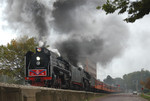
[98,14,150,80]
[0,0,150,81]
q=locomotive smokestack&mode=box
[39,40,47,47]
[43,41,47,47]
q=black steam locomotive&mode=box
[25,47,121,93]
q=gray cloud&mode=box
[2,0,54,41]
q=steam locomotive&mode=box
[25,47,121,93]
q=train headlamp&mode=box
[36,56,40,61]
[36,61,40,65]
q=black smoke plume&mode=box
[31,1,48,40]
[56,38,103,66]
[1,0,53,42]
[52,0,129,66]
[1,0,129,67]
[52,0,86,33]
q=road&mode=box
[92,93,148,101]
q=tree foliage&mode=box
[141,77,150,89]
[145,78,150,89]
[104,75,114,85]
[103,69,150,91]
[104,75,124,89]
[123,70,150,91]
[100,0,150,23]
[0,36,38,83]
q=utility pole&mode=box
[136,80,138,91]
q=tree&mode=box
[123,70,150,91]
[103,75,124,89]
[113,77,124,89]
[103,75,114,85]
[0,36,38,84]
[145,78,150,89]
[140,78,150,90]
[99,0,150,23]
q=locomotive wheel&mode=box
[83,79,90,91]
[55,78,62,88]
[65,80,70,89]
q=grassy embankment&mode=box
[140,93,150,101]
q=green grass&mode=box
[147,92,150,95]
[140,94,150,101]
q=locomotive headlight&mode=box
[36,61,40,65]
[36,56,40,61]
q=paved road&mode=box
[92,93,148,101]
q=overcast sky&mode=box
[0,0,150,81]
[98,14,150,80]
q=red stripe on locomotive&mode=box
[29,69,47,76]
[25,77,52,80]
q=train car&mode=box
[95,80,121,93]
[95,80,105,92]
